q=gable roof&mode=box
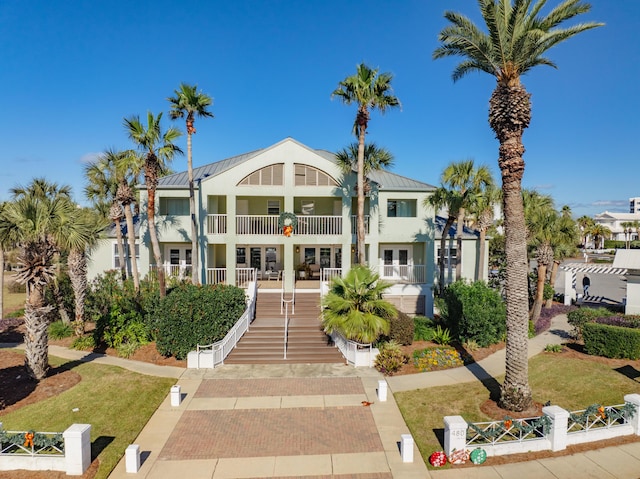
[156,138,436,191]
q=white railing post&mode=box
[444,416,467,457]
[63,424,92,476]
[543,405,569,451]
[624,394,640,435]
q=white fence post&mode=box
[377,379,387,402]
[624,394,640,435]
[400,434,414,462]
[170,385,182,406]
[444,415,467,457]
[543,405,569,451]
[63,424,92,475]
[126,444,141,473]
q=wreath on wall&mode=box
[278,212,298,237]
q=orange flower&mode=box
[504,419,513,429]
[24,432,34,448]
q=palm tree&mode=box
[335,142,395,186]
[468,183,501,280]
[0,180,92,379]
[85,159,127,280]
[434,0,601,411]
[124,112,183,297]
[168,83,214,284]
[442,159,494,280]
[576,215,594,248]
[332,63,400,265]
[321,265,396,343]
[67,208,106,336]
[426,186,463,294]
[0,202,17,320]
[588,223,611,250]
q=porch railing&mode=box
[207,214,227,234]
[296,215,342,235]
[149,263,191,280]
[350,215,370,234]
[206,268,227,285]
[321,268,342,283]
[379,264,426,283]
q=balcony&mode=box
[379,265,426,284]
[350,215,370,235]
[208,214,346,236]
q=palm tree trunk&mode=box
[24,284,52,380]
[530,262,547,325]
[356,124,366,265]
[114,217,127,281]
[187,131,200,284]
[53,280,71,325]
[123,203,140,291]
[478,227,487,281]
[147,184,166,297]
[68,248,87,336]
[0,248,4,319]
[455,209,464,280]
[439,216,456,295]
[545,260,560,308]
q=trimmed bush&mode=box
[567,307,613,339]
[156,283,246,359]
[583,322,640,359]
[389,311,415,346]
[439,280,506,347]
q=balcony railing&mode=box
[235,214,344,236]
[207,214,227,234]
[379,265,426,284]
[351,215,370,235]
[296,215,342,235]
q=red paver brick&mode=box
[195,377,364,398]
[159,407,383,460]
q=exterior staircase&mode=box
[224,292,345,364]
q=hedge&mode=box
[582,322,640,359]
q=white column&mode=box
[444,415,467,457]
[543,405,569,451]
[624,394,640,435]
[63,424,92,476]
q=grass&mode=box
[2,272,25,317]
[0,350,175,479]
[395,353,640,467]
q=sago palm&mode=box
[168,83,214,284]
[321,265,396,343]
[124,112,183,297]
[434,0,602,411]
[333,63,400,265]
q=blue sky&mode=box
[0,0,637,218]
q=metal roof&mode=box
[434,216,480,240]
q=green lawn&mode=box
[395,352,640,467]
[0,350,175,479]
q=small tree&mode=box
[321,265,396,343]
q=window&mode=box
[238,164,284,186]
[113,243,140,269]
[387,199,416,218]
[437,247,457,269]
[294,164,338,186]
[170,249,180,265]
[267,200,280,215]
[304,247,316,264]
[320,248,331,268]
[159,198,189,215]
[236,247,246,265]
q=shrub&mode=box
[543,283,554,301]
[583,322,640,359]
[463,339,480,352]
[71,335,96,351]
[544,344,562,353]
[156,284,247,359]
[432,325,452,345]
[389,311,414,346]
[6,309,24,319]
[414,316,435,341]
[374,341,408,376]
[49,321,73,340]
[439,280,506,347]
[567,307,613,339]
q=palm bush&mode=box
[321,265,396,343]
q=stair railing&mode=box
[282,299,294,359]
[281,272,295,315]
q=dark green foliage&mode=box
[582,322,640,359]
[45,271,75,322]
[389,311,415,345]
[156,283,246,359]
[49,320,73,340]
[439,280,506,347]
[413,316,435,341]
[543,283,554,301]
[567,307,613,339]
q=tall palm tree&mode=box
[576,215,595,247]
[168,83,214,284]
[321,265,396,343]
[0,180,92,379]
[588,223,611,250]
[85,159,127,280]
[468,183,501,280]
[434,0,602,411]
[124,112,183,297]
[426,186,463,294]
[332,63,400,265]
[442,159,494,279]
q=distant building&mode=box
[593,211,640,241]
[630,197,640,214]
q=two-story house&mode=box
[87,138,488,316]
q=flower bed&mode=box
[412,346,470,372]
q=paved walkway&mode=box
[6,314,640,478]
